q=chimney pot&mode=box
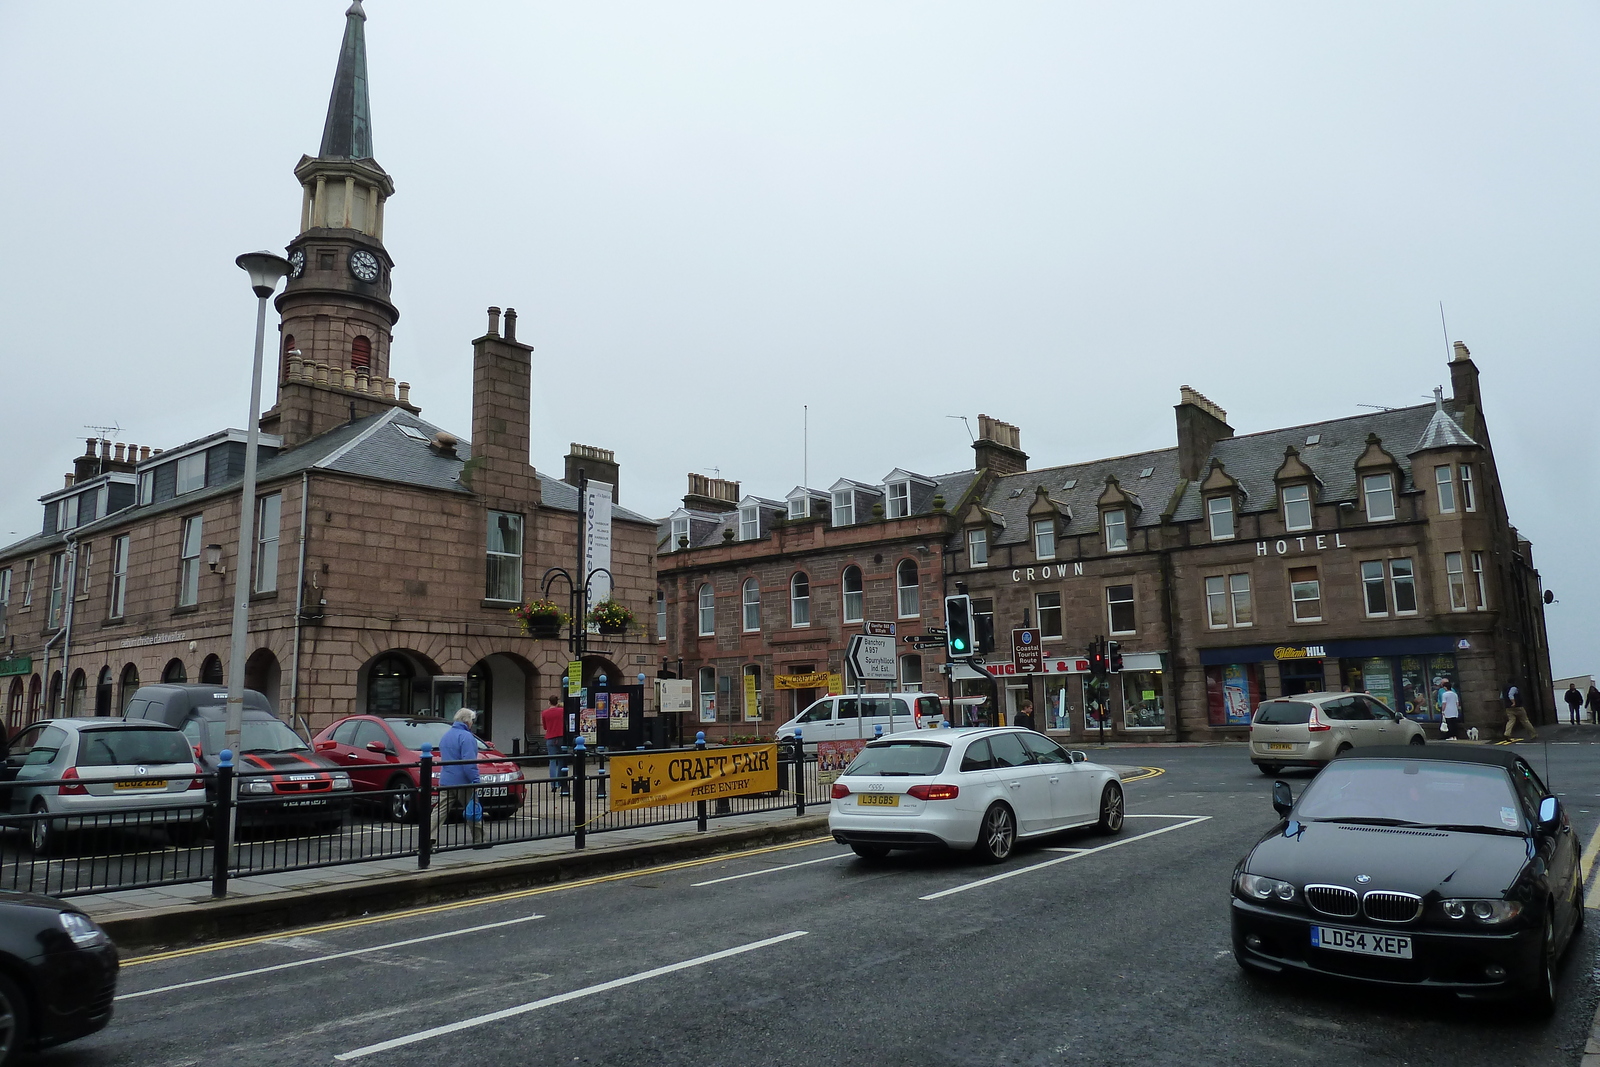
[84,437,97,456]
[64,473,75,488]
[114,443,126,463]
[99,439,111,459]
[504,307,518,342]
[1452,340,1471,362]
[342,368,357,390]
[486,307,501,337]
[398,381,410,404]
[141,446,153,461]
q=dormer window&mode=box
[177,452,206,496]
[738,505,759,542]
[1207,496,1235,541]
[886,481,910,519]
[1103,509,1128,552]
[59,494,80,532]
[1281,485,1312,532]
[832,490,855,527]
[138,470,154,506]
[788,496,808,520]
[1032,519,1055,560]
[1362,473,1396,522]
[670,516,690,549]
[967,528,988,567]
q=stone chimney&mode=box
[1175,386,1234,481]
[565,443,619,501]
[1449,340,1481,410]
[972,415,1028,475]
[683,473,740,513]
[73,438,102,483]
[469,304,539,508]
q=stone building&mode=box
[0,4,658,752]
[658,350,1553,741]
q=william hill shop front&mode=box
[1200,636,1467,729]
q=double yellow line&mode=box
[1122,767,1164,784]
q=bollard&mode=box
[874,724,883,738]
[210,749,235,898]
[418,744,434,870]
[695,731,708,833]
[573,736,588,850]
[794,728,805,816]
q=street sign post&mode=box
[845,634,897,681]
[864,621,897,637]
[1012,628,1043,674]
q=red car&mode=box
[311,716,526,821]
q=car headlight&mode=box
[331,774,353,791]
[1440,898,1522,924]
[58,911,108,948]
[243,780,275,795]
[1235,872,1297,903]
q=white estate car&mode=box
[828,727,1124,863]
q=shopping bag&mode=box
[463,793,484,822]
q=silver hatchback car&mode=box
[3,718,206,852]
[1249,691,1425,774]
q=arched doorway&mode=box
[466,653,537,754]
[27,675,41,722]
[95,666,113,715]
[245,649,282,711]
[199,654,224,685]
[118,664,140,712]
[67,671,87,716]
[162,658,187,683]
[47,671,62,716]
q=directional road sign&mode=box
[846,634,898,681]
[1012,628,1043,673]
[864,621,897,637]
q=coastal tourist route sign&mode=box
[609,745,779,812]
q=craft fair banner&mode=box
[609,744,778,812]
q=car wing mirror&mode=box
[1538,795,1560,829]
[1069,750,1087,764]
[1272,780,1294,817]
[365,740,390,754]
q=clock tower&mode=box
[263,1,415,447]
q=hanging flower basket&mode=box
[510,599,569,638]
[588,600,635,636]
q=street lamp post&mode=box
[225,252,292,758]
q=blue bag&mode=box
[463,793,484,822]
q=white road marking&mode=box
[1124,813,1209,819]
[692,852,851,886]
[919,817,1211,901]
[117,914,544,1001]
[1043,847,1088,854]
[334,931,809,1060]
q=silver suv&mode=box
[3,718,205,852]
[1249,691,1425,775]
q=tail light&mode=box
[187,773,206,790]
[908,783,959,801]
[59,766,88,796]
[1307,712,1331,733]
[193,745,205,761]
[831,783,850,799]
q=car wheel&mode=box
[975,803,1016,864]
[1523,908,1559,1017]
[28,800,55,855]
[1408,735,1425,747]
[1097,782,1125,834]
[851,843,890,860]
[1335,742,1353,756]
[1256,763,1281,776]
[0,971,29,1067]
[386,776,415,823]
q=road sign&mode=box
[864,621,897,637]
[846,634,897,681]
[1012,628,1043,673]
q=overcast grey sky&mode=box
[1,2,1595,676]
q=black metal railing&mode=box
[0,740,827,898]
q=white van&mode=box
[776,693,946,748]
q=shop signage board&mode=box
[846,634,897,681]
[818,739,869,785]
[1273,645,1327,660]
[0,656,30,678]
[609,744,778,812]
[656,679,693,714]
[1012,628,1043,673]
[864,621,897,637]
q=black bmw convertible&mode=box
[1231,745,1583,1013]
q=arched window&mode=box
[896,559,919,618]
[95,666,113,716]
[841,565,863,624]
[368,653,414,715]
[790,572,811,627]
[351,335,372,372]
[697,584,715,636]
[162,658,187,683]
[67,669,86,715]
[118,664,140,713]
[27,675,41,721]
[899,654,923,691]
[742,578,761,632]
[7,678,23,731]
[47,671,63,716]
[199,654,224,685]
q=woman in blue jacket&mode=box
[430,708,487,848]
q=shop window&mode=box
[1445,552,1467,610]
[841,565,863,623]
[1281,484,1312,532]
[1033,520,1055,560]
[742,577,761,632]
[1362,473,1395,522]
[1360,560,1387,616]
[896,560,919,618]
[1460,465,1476,511]
[1207,496,1235,541]
[1122,670,1164,729]
[697,583,715,636]
[1289,566,1321,622]
[1205,663,1261,726]
[1434,466,1456,514]
[1107,584,1135,634]
[790,572,810,627]
[1390,559,1417,614]
[1103,509,1128,552]
[1036,592,1062,639]
[1471,552,1487,610]
[967,528,988,567]
[739,505,759,542]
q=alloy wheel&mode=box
[1098,783,1125,833]
[387,777,413,822]
[28,802,51,854]
[978,804,1015,863]
[0,973,25,1064]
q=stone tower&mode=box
[261,1,416,448]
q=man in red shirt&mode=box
[541,695,569,796]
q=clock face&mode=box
[349,250,380,283]
[288,250,304,279]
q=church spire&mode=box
[319,2,373,160]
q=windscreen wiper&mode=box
[1419,823,1526,837]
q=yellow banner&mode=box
[775,672,830,690]
[827,672,844,696]
[609,744,778,811]
[743,674,761,722]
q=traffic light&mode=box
[944,595,974,659]
[1087,638,1107,678]
[973,612,995,655]
[1108,640,1123,674]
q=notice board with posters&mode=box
[594,685,645,749]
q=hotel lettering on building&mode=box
[658,349,1553,740]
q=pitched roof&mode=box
[1410,392,1478,454]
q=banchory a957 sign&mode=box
[609,745,778,812]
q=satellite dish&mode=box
[1543,589,1556,605]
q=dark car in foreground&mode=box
[0,890,118,1065]
[1232,746,1582,1013]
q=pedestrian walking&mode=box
[1587,684,1600,726]
[541,694,569,796]
[1437,679,1461,739]
[1014,698,1036,732]
[430,708,486,849]
[1503,682,1538,742]
[1564,683,1584,726]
